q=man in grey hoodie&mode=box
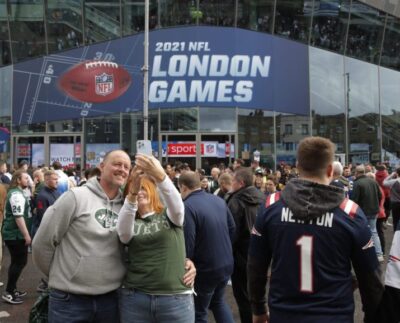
[33,150,196,323]
[32,150,131,322]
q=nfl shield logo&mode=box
[95,73,114,96]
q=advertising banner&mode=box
[13,26,309,125]
[0,127,10,153]
[86,143,120,167]
[154,141,234,157]
[50,143,75,167]
[17,144,31,159]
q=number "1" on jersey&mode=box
[296,235,314,293]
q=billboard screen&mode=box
[13,26,309,125]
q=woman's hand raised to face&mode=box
[126,166,143,203]
[135,153,166,183]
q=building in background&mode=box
[0,0,400,171]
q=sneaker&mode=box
[0,282,3,287]
[36,280,48,293]
[2,292,23,305]
[13,290,27,298]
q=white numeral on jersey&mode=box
[296,235,314,293]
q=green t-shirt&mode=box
[124,210,190,294]
[2,187,32,241]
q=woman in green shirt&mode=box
[117,154,194,323]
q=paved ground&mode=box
[0,224,393,323]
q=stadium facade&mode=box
[0,0,400,171]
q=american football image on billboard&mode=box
[58,60,132,103]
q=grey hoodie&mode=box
[32,177,126,295]
[281,178,344,221]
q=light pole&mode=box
[345,72,350,165]
[143,0,149,140]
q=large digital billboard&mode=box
[13,26,309,125]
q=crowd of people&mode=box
[1,138,400,322]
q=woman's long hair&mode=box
[124,174,164,214]
[10,170,26,189]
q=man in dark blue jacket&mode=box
[34,170,60,292]
[248,137,383,323]
[179,171,236,323]
[35,170,60,230]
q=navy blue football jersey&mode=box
[249,193,379,323]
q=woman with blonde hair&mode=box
[117,153,195,323]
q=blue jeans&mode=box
[48,289,119,323]
[119,288,194,323]
[367,217,383,257]
[194,278,234,323]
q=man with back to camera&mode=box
[248,137,383,323]
[352,164,383,262]
[179,171,236,323]
[32,150,196,323]
[226,167,265,323]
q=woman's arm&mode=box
[117,199,138,244]
[135,154,184,226]
[158,176,184,226]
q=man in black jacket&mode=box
[352,165,383,261]
[226,167,264,323]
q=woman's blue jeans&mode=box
[118,287,194,323]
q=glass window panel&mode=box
[237,0,274,32]
[85,115,120,144]
[160,107,198,132]
[309,47,345,154]
[199,107,235,132]
[13,123,46,133]
[199,0,235,26]
[16,136,45,167]
[310,0,350,54]
[0,64,12,118]
[238,109,275,169]
[274,0,312,44]
[85,0,121,43]
[158,0,194,27]
[346,1,385,64]
[276,113,309,166]
[122,110,158,157]
[47,0,83,53]
[0,2,11,66]
[9,0,46,62]
[122,0,159,36]
[0,64,11,159]
[381,15,400,71]
[345,57,379,164]
[48,119,82,132]
[380,66,400,165]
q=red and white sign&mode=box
[167,142,218,157]
[17,144,31,158]
[165,142,233,157]
[168,143,198,156]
